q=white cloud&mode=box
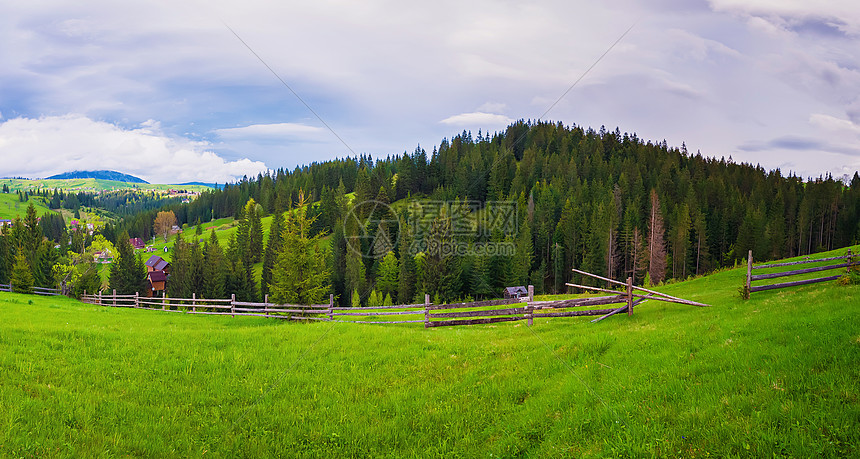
[708,0,860,31]
[440,112,514,127]
[0,115,267,183]
[810,113,860,135]
[214,122,324,140]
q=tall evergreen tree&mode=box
[10,252,34,294]
[376,251,399,300]
[202,230,227,299]
[261,210,284,298]
[271,191,331,304]
[109,232,147,295]
[647,190,667,285]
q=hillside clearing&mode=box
[1,247,859,457]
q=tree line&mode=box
[104,121,858,305]
[4,120,860,305]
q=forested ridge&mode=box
[4,120,859,305]
[109,120,860,305]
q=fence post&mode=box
[264,294,269,317]
[328,294,333,321]
[527,285,534,326]
[745,250,753,300]
[626,277,633,317]
[135,292,139,308]
[192,293,196,313]
[847,249,853,275]
[162,290,166,311]
[231,293,236,318]
[424,293,431,329]
[112,289,117,307]
[98,290,102,307]
[84,290,87,303]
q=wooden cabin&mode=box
[502,286,529,299]
[144,255,171,297]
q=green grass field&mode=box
[2,247,859,457]
[0,193,55,220]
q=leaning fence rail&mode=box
[744,249,857,298]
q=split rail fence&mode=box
[744,249,858,298]
[81,268,708,328]
[0,284,62,296]
[81,291,332,320]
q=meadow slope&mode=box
[1,247,859,457]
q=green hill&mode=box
[0,193,55,220]
[1,245,858,457]
[46,170,148,183]
[0,177,211,193]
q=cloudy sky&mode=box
[1,1,859,183]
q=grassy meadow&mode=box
[0,193,55,220]
[1,247,859,457]
[0,178,211,194]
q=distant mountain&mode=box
[46,170,149,184]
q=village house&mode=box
[93,250,114,264]
[129,237,146,250]
[144,255,171,296]
[502,286,529,299]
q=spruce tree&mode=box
[261,211,284,298]
[10,251,34,294]
[376,251,399,300]
[168,234,192,298]
[202,230,226,299]
[36,240,59,288]
[110,232,146,295]
[270,191,330,305]
[647,190,667,285]
[397,221,416,304]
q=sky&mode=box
[0,0,859,184]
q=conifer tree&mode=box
[22,203,41,266]
[510,219,533,287]
[261,210,284,298]
[202,230,226,299]
[109,232,147,295]
[10,251,34,294]
[34,240,57,288]
[270,191,330,305]
[424,214,460,302]
[647,190,667,285]
[168,234,193,299]
[0,231,9,284]
[376,251,399,300]
[344,216,366,303]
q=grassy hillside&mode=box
[2,247,859,457]
[0,193,55,220]
[0,177,211,193]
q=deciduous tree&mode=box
[153,211,177,242]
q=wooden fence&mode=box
[744,249,857,298]
[81,290,332,320]
[79,269,707,327]
[0,284,63,296]
[79,285,657,327]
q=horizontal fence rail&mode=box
[745,249,857,297]
[81,291,333,320]
[0,283,62,295]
